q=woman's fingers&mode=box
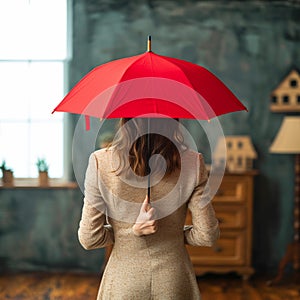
[141,223,157,234]
[143,228,157,235]
[139,220,156,228]
[133,223,157,236]
[135,219,157,233]
[141,196,149,212]
[147,207,155,218]
[133,196,158,236]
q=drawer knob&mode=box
[218,218,224,224]
[213,245,223,253]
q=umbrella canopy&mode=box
[52,36,247,123]
[53,36,247,201]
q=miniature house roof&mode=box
[270,69,300,112]
[214,136,257,159]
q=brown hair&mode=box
[111,118,185,177]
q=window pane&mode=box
[0,62,64,122]
[0,121,30,177]
[29,121,63,178]
[0,62,30,120]
[29,62,64,121]
[0,61,65,178]
[29,0,68,60]
[0,120,63,178]
[0,0,29,59]
[0,0,68,60]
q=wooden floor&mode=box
[0,272,299,300]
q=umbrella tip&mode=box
[147,35,152,52]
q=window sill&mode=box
[0,178,78,189]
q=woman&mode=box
[78,118,219,300]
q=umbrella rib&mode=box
[155,54,211,119]
[53,50,247,120]
[158,55,247,117]
[110,52,211,119]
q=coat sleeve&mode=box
[78,153,114,250]
[184,154,220,247]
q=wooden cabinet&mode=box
[185,172,257,280]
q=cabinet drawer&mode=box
[186,232,246,266]
[185,206,246,229]
[214,176,248,203]
[215,206,246,229]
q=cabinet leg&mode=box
[267,243,295,286]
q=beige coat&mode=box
[78,148,219,300]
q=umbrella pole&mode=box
[146,34,151,203]
[147,35,151,52]
[146,35,151,202]
[147,117,151,203]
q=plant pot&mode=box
[39,171,49,187]
[2,170,14,187]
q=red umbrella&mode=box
[53,36,247,200]
[52,36,247,127]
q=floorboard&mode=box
[0,272,299,300]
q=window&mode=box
[290,79,297,88]
[271,95,277,103]
[0,0,70,178]
[237,156,243,166]
[282,95,289,104]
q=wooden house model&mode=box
[214,136,257,172]
[270,69,300,112]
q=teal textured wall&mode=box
[70,0,300,272]
[0,0,299,274]
[0,189,104,273]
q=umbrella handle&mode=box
[147,185,151,203]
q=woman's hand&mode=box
[132,196,158,236]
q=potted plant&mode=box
[0,160,14,187]
[36,158,49,187]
